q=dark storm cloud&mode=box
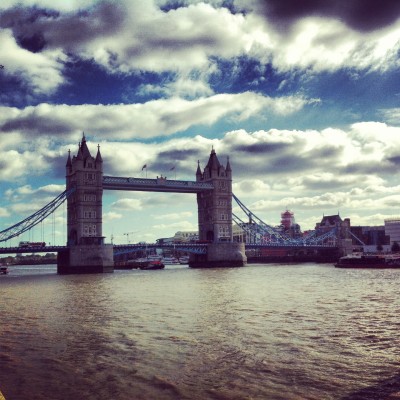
[46,154,69,179]
[387,155,400,166]
[147,148,201,176]
[0,2,126,52]
[231,142,290,154]
[232,153,315,177]
[1,115,71,136]
[259,0,400,32]
[301,177,353,191]
[340,160,393,175]
[158,148,200,161]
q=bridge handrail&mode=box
[103,176,214,189]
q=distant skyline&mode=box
[1,0,400,244]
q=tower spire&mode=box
[96,144,103,164]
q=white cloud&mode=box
[103,211,123,221]
[111,198,143,210]
[152,221,196,230]
[0,29,65,95]
[0,0,95,11]
[0,207,10,217]
[0,150,48,181]
[0,93,311,140]
[152,211,193,220]
[255,16,400,73]
[381,108,400,125]
[1,1,399,99]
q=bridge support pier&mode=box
[57,244,114,274]
[189,242,247,268]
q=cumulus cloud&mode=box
[152,211,193,220]
[380,108,400,125]
[103,211,122,221]
[0,92,312,140]
[152,220,196,230]
[0,0,399,100]
[111,198,143,211]
[0,29,65,95]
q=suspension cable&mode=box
[0,188,75,243]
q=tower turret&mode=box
[196,160,202,181]
[59,134,113,274]
[196,148,232,243]
[66,135,104,246]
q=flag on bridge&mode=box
[142,164,147,170]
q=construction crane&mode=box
[123,231,136,244]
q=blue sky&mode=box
[0,0,400,245]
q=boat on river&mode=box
[162,257,179,265]
[0,266,8,274]
[335,253,400,268]
[178,256,189,264]
[139,260,165,270]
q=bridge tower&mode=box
[57,134,113,274]
[190,149,247,268]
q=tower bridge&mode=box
[0,134,352,274]
[58,134,246,273]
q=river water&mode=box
[1,263,400,400]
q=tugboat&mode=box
[335,253,400,268]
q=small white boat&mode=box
[162,257,180,265]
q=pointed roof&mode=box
[66,149,72,167]
[76,142,83,160]
[80,132,92,159]
[196,160,202,176]
[226,156,231,172]
[320,214,343,225]
[95,144,103,163]
[206,148,221,171]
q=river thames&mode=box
[1,263,400,400]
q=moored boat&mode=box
[162,256,179,265]
[335,254,400,268]
[0,266,8,274]
[179,256,189,264]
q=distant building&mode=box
[316,214,350,239]
[232,222,259,243]
[172,231,198,243]
[315,214,352,254]
[156,237,175,245]
[279,209,301,238]
[350,226,389,246]
[157,231,198,245]
[384,218,400,246]
[350,225,390,253]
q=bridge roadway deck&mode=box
[0,242,336,255]
[103,176,214,193]
[0,245,67,254]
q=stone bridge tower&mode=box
[66,134,103,246]
[191,148,247,268]
[58,134,113,274]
